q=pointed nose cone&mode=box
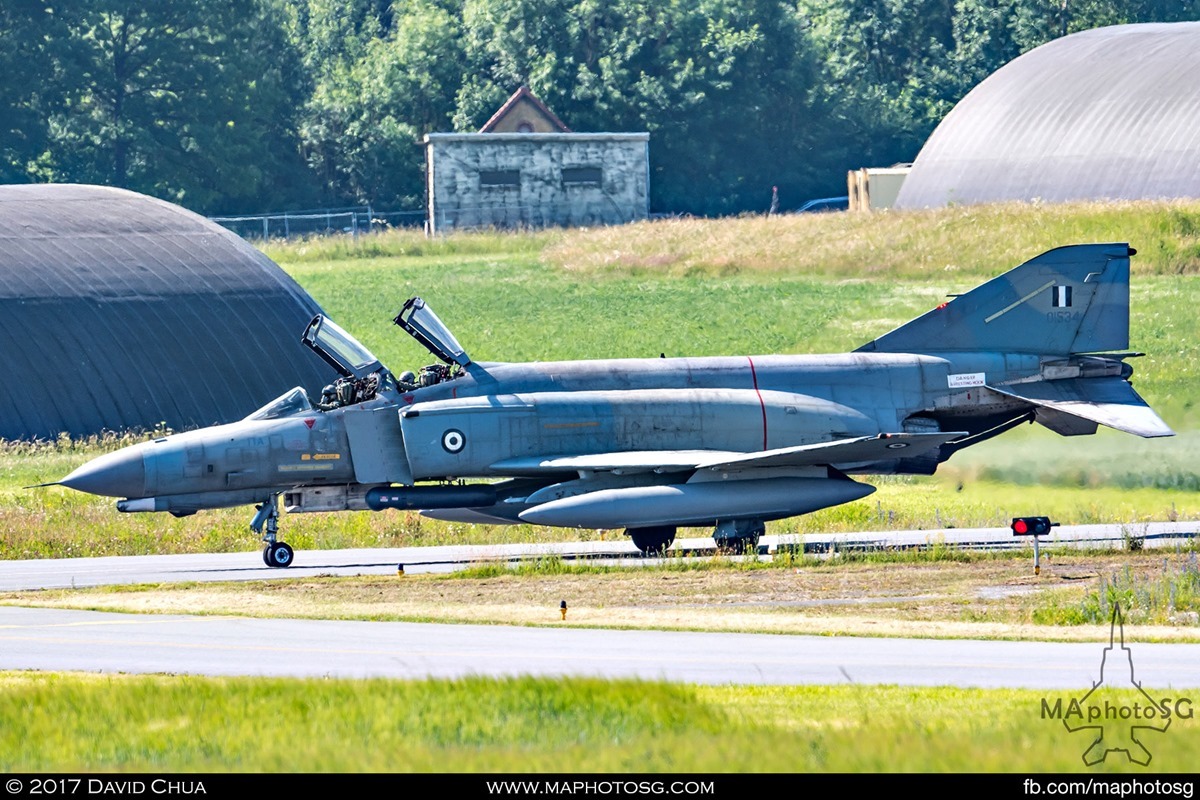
[60,448,146,498]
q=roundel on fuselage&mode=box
[442,429,466,454]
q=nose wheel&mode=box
[251,494,294,568]
[262,541,295,568]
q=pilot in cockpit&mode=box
[315,371,383,410]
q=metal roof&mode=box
[895,23,1200,208]
[0,184,335,439]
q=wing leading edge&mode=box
[489,431,964,476]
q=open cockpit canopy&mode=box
[301,315,384,379]
[394,297,471,367]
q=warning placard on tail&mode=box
[948,373,985,388]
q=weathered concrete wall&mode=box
[425,133,649,233]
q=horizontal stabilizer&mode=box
[490,432,964,476]
[989,377,1174,438]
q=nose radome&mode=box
[60,447,147,498]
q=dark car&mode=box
[797,195,849,213]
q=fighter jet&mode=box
[51,243,1172,565]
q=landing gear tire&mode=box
[263,541,294,568]
[628,526,676,556]
[717,535,760,555]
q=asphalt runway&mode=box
[3,525,1197,689]
[1,521,1195,591]
[3,606,1199,688]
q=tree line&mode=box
[2,0,1196,217]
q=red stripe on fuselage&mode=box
[748,356,767,450]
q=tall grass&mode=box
[259,201,1200,278]
[1034,553,1200,626]
[260,226,556,264]
[449,546,1015,580]
[541,200,1200,278]
[943,430,1200,492]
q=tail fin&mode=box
[856,243,1134,355]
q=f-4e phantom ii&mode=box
[52,243,1173,565]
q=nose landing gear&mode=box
[252,494,295,568]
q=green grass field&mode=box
[1,673,1194,772]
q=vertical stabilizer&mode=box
[857,244,1133,355]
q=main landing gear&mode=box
[627,526,676,555]
[625,519,766,556]
[252,494,294,568]
[713,519,764,555]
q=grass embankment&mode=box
[4,201,1200,559]
[261,199,1200,279]
[1,673,1194,772]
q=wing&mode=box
[695,431,963,471]
[489,432,963,476]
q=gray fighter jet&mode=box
[51,243,1173,565]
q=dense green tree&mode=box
[300,0,463,207]
[42,0,314,213]
[5,0,1200,216]
[1008,0,1200,46]
[805,0,961,168]
[806,0,1200,170]
[0,1,64,183]
[453,0,835,213]
[288,0,392,77]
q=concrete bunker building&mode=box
[425,87,649,233]
[0,183,335,440]
[896,23,1200,209]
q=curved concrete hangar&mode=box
[0,184,334,440]
[896,23,1200,208]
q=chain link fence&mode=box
[209,206,426,240]
[210,202,661,241]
